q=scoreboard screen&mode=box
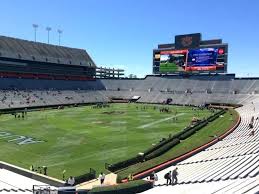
[154,47,226,73]
[159,50,187,72]
[186,48,223,71]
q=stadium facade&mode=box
[0,35,96,80]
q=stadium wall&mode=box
[0,161,65,187]
[0,77,105,90]
[1,76,259,94]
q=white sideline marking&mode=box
[138,113,185,129]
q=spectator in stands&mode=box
[164,171,171,185]
[149,171,155,181]
[250,130,255,136]
[172,167,178,185]
[99,172,105,185]
[67,176,75,186]
[251,116,254,123]
[150,171,158,183]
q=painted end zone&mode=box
[122,111,241,182]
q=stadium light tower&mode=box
[57,29,63,46]
[46,27,52,44]
[32,24,38,42]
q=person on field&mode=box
[99,172,105,185]
[164,171,171,185]
[29,165,34,171]
[128,173,134,181]
[42,166,47,175]
[62,170,66,181]
[172,167,178,185]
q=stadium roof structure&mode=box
[0,36,96,67]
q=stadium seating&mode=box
[141,177,259,194]
[142,102,259,193]
[0,35,96,70]
[0,90,109,109]
[1,76,259,110]
[0,168,56,193]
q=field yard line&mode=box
[137,113,185,129]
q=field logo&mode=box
[181,36,193,47]
[0,131,44,145]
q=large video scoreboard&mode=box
[153,33,228,74]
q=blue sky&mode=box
[0,0,259,77]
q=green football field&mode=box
[0,103,213,179]
[160,62,183,72]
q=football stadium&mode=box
[0,2,259,193]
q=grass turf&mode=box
[0,103,212,179]
[159,62,182,72]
